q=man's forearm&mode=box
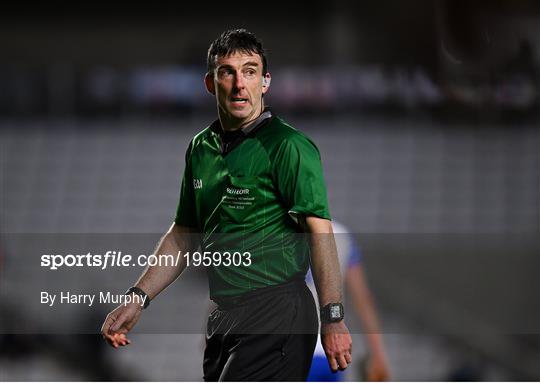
[307,216,352,372]
[306,216,342,306]
[133,223,194,300]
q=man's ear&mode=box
[204,73,215,95]
[262,72,271,95]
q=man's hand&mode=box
[321,321,353,372]
[364,352,390,381]
[101,301,142,348]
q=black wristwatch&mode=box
[320,302,344,323]
[125,286,151,309]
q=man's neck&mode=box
[218,106,264,132]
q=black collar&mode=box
[210,110,274,155]
[210,110,273,137]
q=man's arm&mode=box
[100,222,194,348]
[305,216,353,372]
[346,264,390,380]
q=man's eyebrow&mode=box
[217,62,260,70]
[217,64,234,71]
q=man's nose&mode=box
[233,72,246,90]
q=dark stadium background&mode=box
[1,1,539,380]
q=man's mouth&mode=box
[231,97,248,104]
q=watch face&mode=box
[330,304,342,319]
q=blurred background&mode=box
[1,0,539,380]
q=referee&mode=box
[101,28,352,381]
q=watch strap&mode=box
[125,286,150,309]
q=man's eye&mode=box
[219,69,234,77]
[244,69,256,77]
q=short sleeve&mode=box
[174,141,198,228]
[273,134,331,221]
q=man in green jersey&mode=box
[101,29,352,381]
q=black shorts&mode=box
[203,279,319,381]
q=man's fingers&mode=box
[101,306,139,349]
[337,354,349,370]
[101,317,127,348]
[113,333,131,347]
[323,330,353,372]
[103,331,132,348]
[328,356,339,372]
[328,354,349,372]
[103,333,119,348]
[117,333,131,345]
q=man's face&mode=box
[206,51,270,128]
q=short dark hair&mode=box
[207,29,268,75]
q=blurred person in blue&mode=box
[306,221,390,381]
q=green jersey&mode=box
[175,111,330,298]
